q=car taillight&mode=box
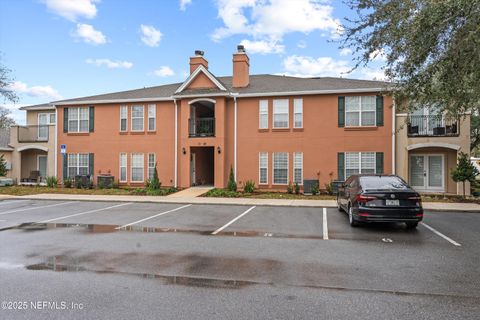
[408,196,422,206]
[356,194,377,204]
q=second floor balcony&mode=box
[189,118,215,137]
[407,115,459,137]
[17,125,50,142]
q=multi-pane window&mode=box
[259,152,268,184]
[49,113,56,124]
[68,107,89,132]
[345,152,376,178]
[67,153,89,178]
[131,105,144,131]
[148,104,156,131]
[131,153,144,182]
[259,100,268,129]
[273,152,288,184]
[273,99,289,128]
[293,152,303,184]
[294,99,303,128]
[119,153,127,182]
[120,105,128,132]
[148,153,156,180]
[345,96,376,127]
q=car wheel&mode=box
[405,222,418,229]
[337,197,343,212]
[348,206,359,227]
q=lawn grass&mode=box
[0,186,175,196]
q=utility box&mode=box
[303,179,319,195]
[331,180,344,195]
[97,175,114,188]
[75,175,91,188]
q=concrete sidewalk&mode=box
[2,193,479,211]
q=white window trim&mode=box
[130,153,144,183]
[148,153,156,180]
[293,99,303,129]
[68,107,90,133]
[148,104,156,131]
[119,153,127,183]
[345,96,377,127]
[259,100,269,129]
[131,105,145,132]
[293,152,303,185]
[38,113,55,125]
[273,99,289,129]
[272,152,289,185]
[67,153,89,178]
[259,152,268,185]
[120,105,128,132]
[344,152,377,178]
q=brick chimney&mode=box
[189,50,208,74]
[232,45,249,88]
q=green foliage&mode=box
[46,176,58,188]
[64,178,73,188]
[243,180,255,193]
[294,182,300,195]
[286,181,293,194]
[0,154,7,176]
[311,183,319,196]
[146,164,161,190]
[129,186,176,196]
[451,152,480,198]
[204,188,240,198]
[227,166,237,192]
[471,112,480,155]
[341,0,480,117]
[325,182,333,195]
[97,179,105,189]
[75,179,83,189]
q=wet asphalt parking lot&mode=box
[0,199,479,319]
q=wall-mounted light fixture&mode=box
[182,147,186,155]
[217,146,221,154]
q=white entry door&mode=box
[190,152,196,186]
[409,154,444,192]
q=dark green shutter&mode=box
[89,106,94,132]
[63,108,68,133]
[376,152,384,174]
[337,152,345,181]
[338,96,345,127]
[376,95,384,126]
[63,154,68,180]
[89,153,94,177]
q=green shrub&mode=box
[227,166,237,192]
[205,188,239,198]
[294,182,300,195]
[147,164,161,190]
[287,181,293,194]
[46,176,58,188]
[112,182,119,189]
[130,188,146,195]
[64,178,73,188]
[97,179,105,189]
[0,154,7,177]
[311,183,319,195]
[325,182,333,195]
[244,180,255,193]
[75,179,83,189]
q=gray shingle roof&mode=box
[53,75,391,104]
[19,103,55,111]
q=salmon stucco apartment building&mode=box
[1,46,471,195]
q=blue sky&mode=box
[0,0,385,124]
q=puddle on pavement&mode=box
[14,222,324,240]
[25,256,254,289]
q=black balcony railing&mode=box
[407,115,459,137]
[189,118,215,137]
[17,125,49,142]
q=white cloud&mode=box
[239,39,284,54]
[339,48,352,56]
[44,0,99,22]
[86,58,133,69]
[153,66,175,77]
[212,0,340,41]
[180,0,192,11]
[73,23,107,45]
[140,25,162,47]
[7,81,62,101]
[282,55,350,77]
[369,49,387,61]
[355,67,387,81]
[297,40,307,49]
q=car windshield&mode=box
[360,176,409,191]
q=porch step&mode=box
[167,186,214,198]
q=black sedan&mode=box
[337,174,423,228]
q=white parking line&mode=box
[0,201,76,215]
[0,200,30,206]
[212,206,256,235]
[323,208,329,240]
[115,204,192,229]
[40,203,132,223]
[420,222,461,247]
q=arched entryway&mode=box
[17,145,49,185]
[188,99,215,137]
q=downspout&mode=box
[174,99,178,188]
[233,93,238,181]
[392,98,396,175]
[54,106,58,178]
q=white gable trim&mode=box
[175,65,227,94]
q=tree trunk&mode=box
[463,181,466,198]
